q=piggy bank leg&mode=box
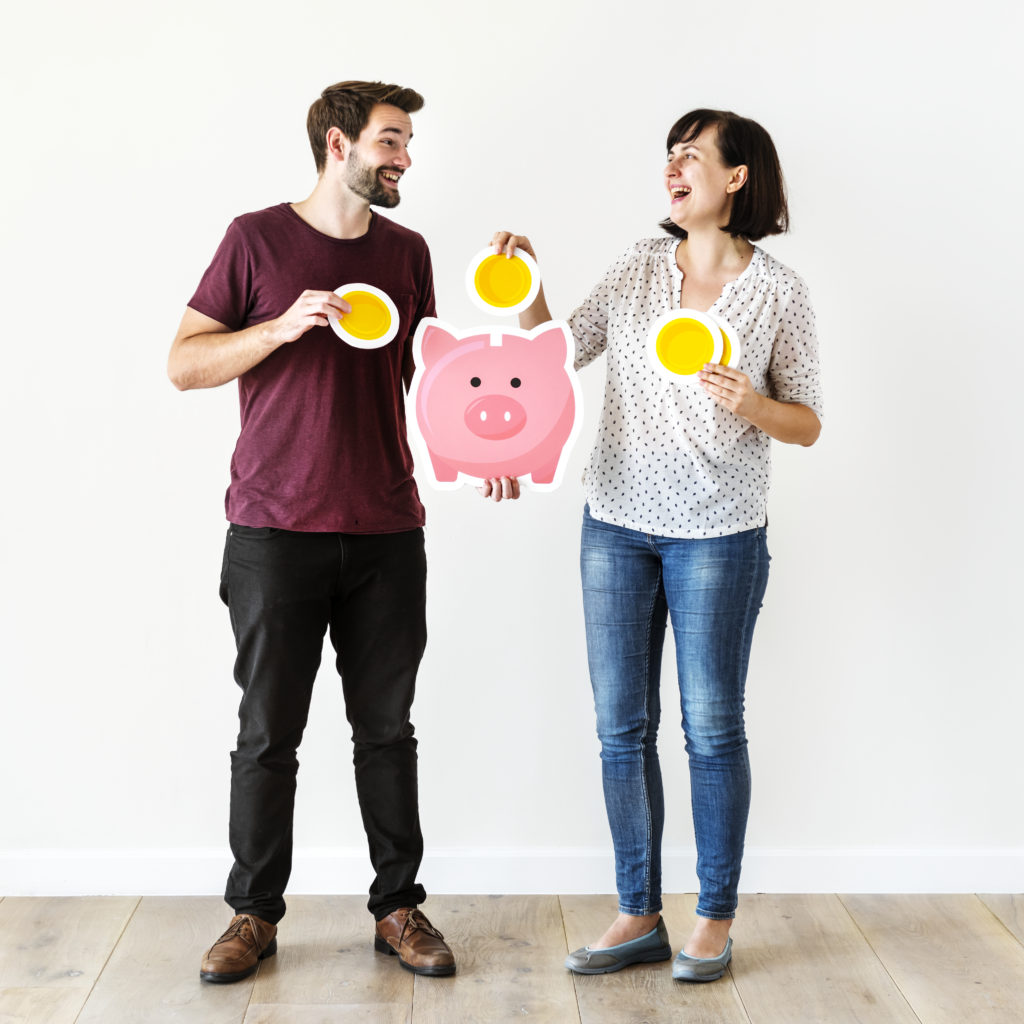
[428,453,459,483]
[530,457,560,485]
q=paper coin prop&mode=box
[330,284,399,349]
[716,317,742,368]
[647,309,724,382]
[466,247,541,316]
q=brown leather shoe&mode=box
[200,913,277,983]
[374,907,455,976]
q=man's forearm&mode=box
[168,322,280,391]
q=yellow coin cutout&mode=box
[473,255,532,309]
[339,290,393,341]
[655,318,717,376]
[716,319,741,368]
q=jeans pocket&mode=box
[230,524,279,539]
[219,526,232,606]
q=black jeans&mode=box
[219,524,428,924]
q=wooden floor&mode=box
[1,894,1022,1023]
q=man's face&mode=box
[344,103,414,208]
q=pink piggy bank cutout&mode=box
[408,319,583,491]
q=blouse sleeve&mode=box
[767,270,824,419]
[568,246,635,370]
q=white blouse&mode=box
[569,237,823,539]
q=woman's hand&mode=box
[476,476,521,502]
[491,231,536,261]
[699,363,821,445]
[698,364,764,420]
[488,231,551,328]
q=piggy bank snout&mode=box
[464,394,527,440]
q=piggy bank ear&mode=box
[416,321,460,368]
[531,324,573,365]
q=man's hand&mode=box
[263,290,351,346]
[169,290,352,391]
[476,477,521,502]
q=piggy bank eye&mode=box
[470,376,481,387]
[510,377,522,388]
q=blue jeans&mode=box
[580,508,770,920]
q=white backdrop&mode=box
[2,0,1021,897]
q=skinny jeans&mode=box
[580,507,770,920]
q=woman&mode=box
[492,109,822,980]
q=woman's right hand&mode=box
[489,231,551,327]
[491,231,537,261]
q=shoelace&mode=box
[399,909,445,944]
[211,915,259,950]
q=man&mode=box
[169,79,518,985]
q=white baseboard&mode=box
[1,847,1021,897]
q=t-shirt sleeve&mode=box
[768,271,824,419]
[402,238,436,381]
[411,239,437,329]
[568,248,633,370]
[187,220,254,331]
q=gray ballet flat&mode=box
[672,936,733,981]
[564,917,672,974]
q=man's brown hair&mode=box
[307,80,424,173]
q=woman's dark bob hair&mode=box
[660,109,788,242]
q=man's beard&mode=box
[346,149,401,208]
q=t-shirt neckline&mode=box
[281,202,379,245]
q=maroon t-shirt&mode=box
[188,204,435,533]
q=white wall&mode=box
[2,0,1021,896]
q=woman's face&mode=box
[664,126,746,233]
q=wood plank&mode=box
[727,894,920,1023]
[0,988,86,1024]
[248,895,413,1008]
[0,896,137,1024]
[979,895,1024,946]
[561,893,749,1024]
[410,894,580,1024]
[245,1004,409,1023]
[75,896,255,1024]
[3,893,1021,1023]
[0,895,137,988]
[842,894,1024,1024]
